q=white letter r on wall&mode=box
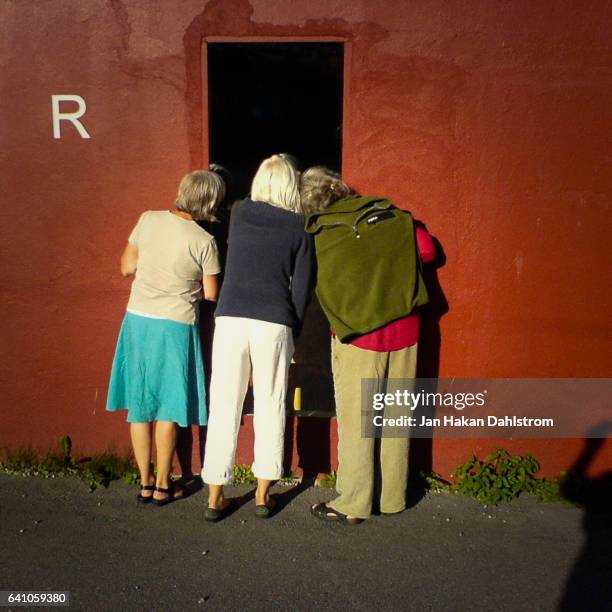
[52,95,91,139]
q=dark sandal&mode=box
[310,502,363,525]
[204,499,233,522]
[136,484,155,504]
[152,482,184,507]
[254,495,277,519]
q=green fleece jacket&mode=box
[305,195,429,342]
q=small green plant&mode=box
[532,475,566,503]
[417,470,450,492]
[59,436,72,465]
[232,464,257,485]
[450,447,564,504]
[0,438,139,491]
[77,453,140,490]
[315,470,337,489]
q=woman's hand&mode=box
[120,243,138,277]
[203,273,219,302]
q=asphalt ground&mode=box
[0,473,609,612]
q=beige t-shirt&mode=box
[126,210,220,325]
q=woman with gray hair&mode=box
[301,166,435,524]
[202,154,315,521]
[106,169,225,505]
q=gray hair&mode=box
[299,166,350,213]
[251,155,302,213]
[176,170,226,222]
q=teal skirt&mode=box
[106,312,207,426]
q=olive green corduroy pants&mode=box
[328,336,417,519]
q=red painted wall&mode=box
[1,0,611,478]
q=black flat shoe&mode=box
[310,502,364,525]
[204,499,233,522]
[152,482,184,507]
[136,484,155,504]
[254,495,277,519]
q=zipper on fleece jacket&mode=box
[318,202,390,239]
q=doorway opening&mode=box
[207,41,344,414]
[207,41,343,197]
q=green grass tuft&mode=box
[0,439,139,491]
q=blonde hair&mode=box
[176,170,225,222]
[251,155,302,213]
[299,166,350,213]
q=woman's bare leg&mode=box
[153,420,181,501]
[255,478,273,506]
[208,484,229,510]
[130,422,154,496]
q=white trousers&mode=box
[201,316,294,485]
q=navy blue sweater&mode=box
[215,198,315,330]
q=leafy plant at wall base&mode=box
[417,471,450,492]
[451,448,554,504]
[59,436,72,465]
[0,438,140,491]
[0,442,567,503]
[232,464,257,485]
[77,453,139,491]
[315,471,337,489]
[533,475,566,503]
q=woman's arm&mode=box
[203,274,219,302]
[120,243,138,277]
[290,233,316,324]
[416,226,436,264]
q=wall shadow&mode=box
[283,350,333,482]
[409,224,448,493]
[292,297,336,414]
[558,425,612,611]
[176,298,217,477]
[279,414,330,511]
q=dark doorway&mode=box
[208,42,343,196]
[207,42,343,415]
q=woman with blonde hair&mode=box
[106,170,225,505]
[202,154,315,521]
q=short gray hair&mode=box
[300,166,350,213]
[251,155,302,213]
[176,170,226,222]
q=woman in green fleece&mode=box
[301,166,433,524]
